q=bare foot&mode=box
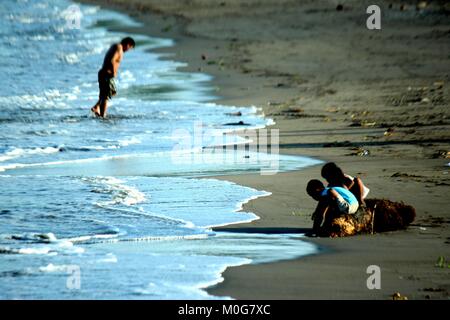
[91,106,101,117]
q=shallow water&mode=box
[0,0,321,299]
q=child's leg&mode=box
[326,188,348,216]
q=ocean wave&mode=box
[83,176,146,206]
[0,149,322,176]
[89,233,210,244]
[6,232,58,243]
[0,146,61,162]
[61,145,119,152]
[0,246,54,255]
[118,136,142,147]
[97,253,118,263]
[0,89,78,110]
[8,229,207,246]
[57,53,80,65]
[24,129,69,136]
[61,233,120,244]
[38,263,76,273]
[0,237,84,256]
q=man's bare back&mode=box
[102,43,123,78]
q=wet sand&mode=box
[79,0,450,299]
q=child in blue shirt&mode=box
[306,179,359,235]
[321,162,369,206]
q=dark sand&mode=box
[79,0,450,299]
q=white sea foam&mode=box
[197,258,252,291]
[38,263,74,273]
[18,247,54,255]
[0,146,61,162]
[65,233,119,244]
[118,136,142,147]
[1,232,86,256]
[0,246,52,255]
[85,176,146,206]
[79,145,119,150]
[0,89,79,110]
[117,233,209,243]
[97,253,118,263]
[201,183,270,229]
[65,232,210,245]
[104,178,146,206]
[95,202,196,230]
[58,53,80,65]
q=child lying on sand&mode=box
[306,179,359,235]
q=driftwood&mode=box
[321,198,416,237]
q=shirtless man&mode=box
[91,37,135,118]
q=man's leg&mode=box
[91,99,101,116]
[99,98,108,118]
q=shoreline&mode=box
[78,0,450,299]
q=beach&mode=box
[69,0,449,299]
[1,0,320,299]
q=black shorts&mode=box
[98,69,116,100]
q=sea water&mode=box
[0,0,321,299]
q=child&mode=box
[306,179,359,235]
[321,162,370,205]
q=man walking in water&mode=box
[91,37,135,118]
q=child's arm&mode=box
[312,200,329,233]
[344,175,354,189]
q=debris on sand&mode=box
[326,106,340,113]
[384,127,395,136]
[273,107,328,120]
[416,1,428,11]
[423,287,446,292]
[347,147,370,157]
[323,141,352,147]
[282,107,304,114]
[391,172,422,178]
[431,150,450,159]
[390,84,445,107]
[392,292,408,300]
[350,120,376,127]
